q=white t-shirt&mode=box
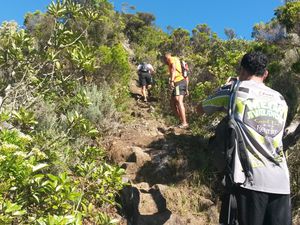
[137,63,154,73]
[203,80,290,194]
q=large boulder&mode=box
[127,146,151,167]
[118,183,218,225]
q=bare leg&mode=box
[170,96,180,119]
[147,85,152,99]
[175,95,187,126]
[141,85,147,101]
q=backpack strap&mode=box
[229,118,253,185]
[228,80,239,117]
[228,80,253,185]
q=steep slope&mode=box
[105,78,220,225]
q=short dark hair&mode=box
[240,51,268,76]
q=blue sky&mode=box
[111,0,284,39]
[0,1,50,26]
[0,0,284,40]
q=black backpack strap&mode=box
[219,187,239,225]
[228,80,253,184]
[229,118,253,185]
[220,80,254,225]
[218,81,241,225]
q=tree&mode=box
[224,28,236,40]
[252,20,286,42]
[275,1,300,33]
[191,24,213,53]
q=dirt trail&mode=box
[106,80,219,225]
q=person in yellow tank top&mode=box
[164,53,188,128]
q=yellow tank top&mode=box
[168,57,184,83]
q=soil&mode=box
[104,80,220,225]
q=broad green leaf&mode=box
[32,163,48,172]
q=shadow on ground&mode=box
[134,131,214,186]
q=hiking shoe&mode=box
[178,123,189,129]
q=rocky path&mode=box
[106,81,219,225]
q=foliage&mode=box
[122,4,300,219]
[122,12,156,43]
[75,84,120,134]
[252,20,286,42]
[0,127,80,223]
[224,28,236,40]
[0,0,127,224]
[276,1,300,33]
[0,0,299,223]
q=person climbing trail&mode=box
[137,62,154,102]
[197,51,291,225]
[164,53,188,128]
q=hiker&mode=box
[164,53,188,128]
[197,51,291,225]
[137,62,154,102]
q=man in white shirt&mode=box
[198,51,291,225]
[137,62,154,102]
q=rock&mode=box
[139,192,160,215]
[118,183,171,225]
[121,182,214,225]
[108,142,132,163]
[135,211,172,225]
[157,127,167,134]
[163,214,186,225]
[131,111,142,118]
[198,197,214,211]
[281,48,300,68]
[147,106,155,113]
[121,162,139,175]
[135,182,150,191]
[0,121,14,130]
[127,146,151,167]
[283,118,300,149]
[287,33,300,46]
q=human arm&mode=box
[185,76,189,96]
[195,86,231,115]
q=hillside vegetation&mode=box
[0,0,299,224]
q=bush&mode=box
[75,84,120,135]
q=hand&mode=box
[170,81,175,88]
[186,90,189,96]
[225,76,238,85]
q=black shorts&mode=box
[172,79,187,96]
[235,187,291,225]
[139,73,153,87]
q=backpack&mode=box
[209,81,253,225]
[209,115,253,186]
[138,62,149,73]
[180,60,189,78]
[209,81,252,183]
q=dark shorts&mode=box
[139,73,153,87]
[172,79,187,96]
[235,188,291,225]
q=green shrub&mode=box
[75,84,120,135]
